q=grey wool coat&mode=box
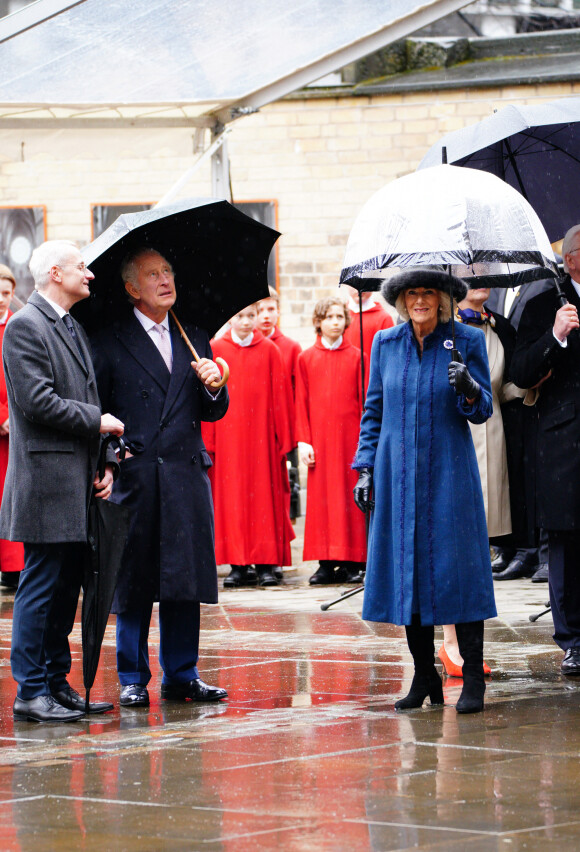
[0,291,104,543]
[90,313,229,612]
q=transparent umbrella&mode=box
[340,164,557,293]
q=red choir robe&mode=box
[296,337,367,562]
[203,329,295,566]
[265,327,302,398]
[0,311,24,573]
[344,301,393,388]
[263,325,302,448]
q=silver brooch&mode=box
[443,339,453,350]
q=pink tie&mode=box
[154,324,172,373]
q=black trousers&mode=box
[547,530,580,650]
[11,542,86,699]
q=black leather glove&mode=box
[353,468,374,513]
[448,352,481,401]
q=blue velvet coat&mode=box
[353,319,497,626]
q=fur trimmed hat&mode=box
[380,268,468,307]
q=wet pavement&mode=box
[0,544,578,851]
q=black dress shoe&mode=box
[52,685,113,714]
[491,548,516,573]
[309,564,336,585]
[531,563,549,583]
[272,567,283,581]
[561,649,580,675]
[119,684,150,707]
[257,567,278,587]
[223,566,258,588]
[161,678,228,702]
[13,694,84,723]
[1,571,20,589]
[494,557,537,581]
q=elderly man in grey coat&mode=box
[0,240,124,722]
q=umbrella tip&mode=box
[442,146,448,165]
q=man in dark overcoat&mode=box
[486,278,555,581]
[0,240,124,722]
[90,247,229,707]
[511,224,580,674]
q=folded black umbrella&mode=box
[82,435,131,713]
[73,198,280,337]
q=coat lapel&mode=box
[115,315,171,394]
[28,292,89,375]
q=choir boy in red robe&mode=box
[257,287,302,527]
[343,285,393,389]
[0,265,24,589]
[204,305,295,588]
[296,297,366,585]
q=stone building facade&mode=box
[0,37,578,346]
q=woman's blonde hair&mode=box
[395,290,452,323]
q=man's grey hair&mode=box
[395,290,452,323]
[562,225,580,274]
[29,240,79,291]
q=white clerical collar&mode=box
[0,309,8,326]
[320,334,343,350]
[134,307,170,333]
[348,295,375,313]
[231,328,253,347]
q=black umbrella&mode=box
[82,435,131,713]
[73,198,280,337]
[418,97,580,243]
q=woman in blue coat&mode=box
[353,269,496,714]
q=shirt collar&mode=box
[347,295,375,313]
[231,328,253,347]
[0,309,9,326]
[37,290,68,319]
[320,334,343,350]
[134,306,170,333]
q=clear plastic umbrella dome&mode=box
[340,164,558,290]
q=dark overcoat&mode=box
[0,291,103,543]
[91,313,229,611]
[511,275,580,532]
[353,319,497,627]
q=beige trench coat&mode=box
[468,323,526,537]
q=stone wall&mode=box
[0,79,577,347]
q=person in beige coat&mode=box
[439,285,526,677]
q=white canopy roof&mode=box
[0,0,471,128]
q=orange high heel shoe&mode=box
[438,644,491,677]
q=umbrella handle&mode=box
[170,309,229,389]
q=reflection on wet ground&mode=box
[0,555,579,850]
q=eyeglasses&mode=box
[59,262,89,272]
[567,248,580,255]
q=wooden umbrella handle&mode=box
[170,309,229,389]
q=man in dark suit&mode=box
[91,247,229,707]
[511,224,580,674]
[0,240,124,722]
[486,278,554,582]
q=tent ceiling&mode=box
[0,0,471,128]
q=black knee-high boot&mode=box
[455,620,485,714]
[395,619,443,710]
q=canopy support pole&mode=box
[211,123,232,201]
[155,126,231,208]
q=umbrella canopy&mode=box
[340,164,557,291]
[418,97,580,243]
[73,198,280,337]
[82,436,131,712]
